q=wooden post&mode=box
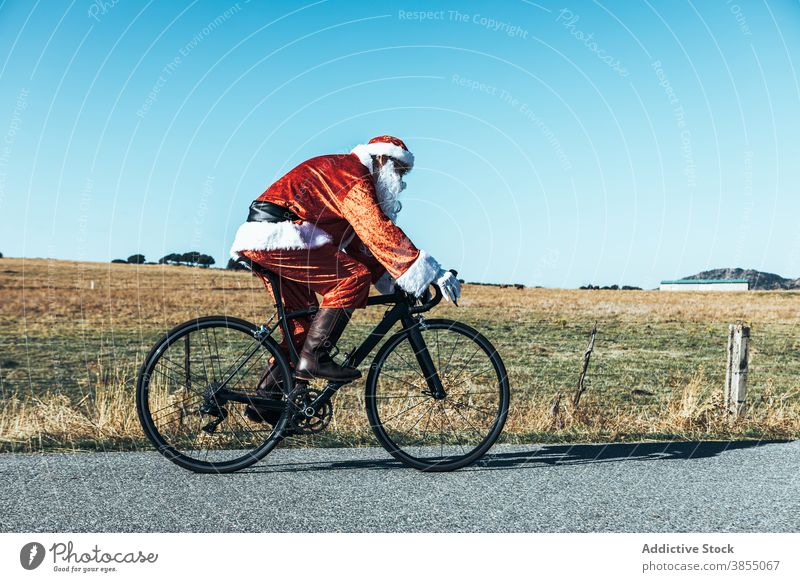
[573,322,597,408]
[724,323,749,418]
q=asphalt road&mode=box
[1,441,797,532]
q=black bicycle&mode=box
[136,258,509,473]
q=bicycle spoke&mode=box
[416,403,437,447]
[400,400,437,450]
[439,402,468,455]
[447,343,485,387]
[447,399,498,419]
[150,397,204,422]
[446,400,489,441]
[441,332,464,377]
[375,369,429,395]
[378,397,432,424]
[218,339,262,383]
[221,407,258,449]
[151,362,204,391]
[154,355,199,386]
[386,399,436,443]
[221,347,269,393]
[449,363,497,388]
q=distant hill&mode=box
[683,268,800,290]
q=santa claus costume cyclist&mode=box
[229,135,460,425]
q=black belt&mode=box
[247,200,300,223]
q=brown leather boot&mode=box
[244,363,284,425]
[295,308,362,382]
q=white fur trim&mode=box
[351,144,374,173]
[229,221,332,259]
[350,142,414,171]
[395,250,441,297]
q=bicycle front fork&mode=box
[401,314,447,399]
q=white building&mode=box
[659,279,749,292]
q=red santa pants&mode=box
[240,245,377,358]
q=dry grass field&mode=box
[1,256,799,453]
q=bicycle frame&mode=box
[213,264,446,416]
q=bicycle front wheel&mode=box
[136,316,292,473]
[365,319,509,471]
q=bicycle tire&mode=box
[365,319,509,471]
[136,316,292,473]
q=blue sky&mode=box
[1,0,799,288]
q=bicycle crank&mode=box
[288,385,333,435]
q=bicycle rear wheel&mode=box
[365,319,509,471]
[136,316,292,473]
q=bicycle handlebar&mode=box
[409,283,442,314]
[409,269,457,314]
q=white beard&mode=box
[374,159,406,222]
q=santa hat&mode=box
[351,135,414,173]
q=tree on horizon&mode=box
[158,251,216,268]
[196,254,215,268]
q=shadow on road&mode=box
[472,440,787,471]
[244,440,790,474]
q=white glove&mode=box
[436,269,461,304]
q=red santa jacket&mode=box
[230,150,441,296]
